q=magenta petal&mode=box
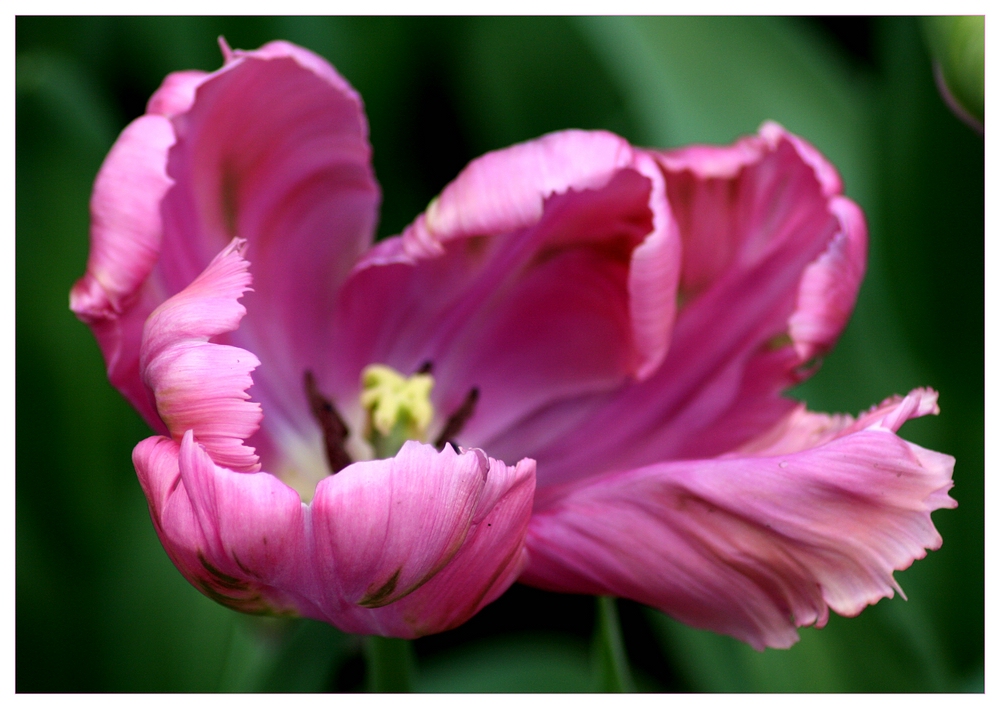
[332,131,679,445]
[140,239,262,472]
[158,42,380,439]
[136,434,535,638]
[523,393,955,650]
[367,451,536,637]
[787,195,867,361]
[399,130,680,380]
[72,41,380,447]
[495,123,865,486]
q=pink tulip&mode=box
[72,40,955,647]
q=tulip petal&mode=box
[488,123,866,486]
[371,451,536,637]
[146,69,207,117]
[308,441,534,636]
[158,41,380,443]
[133,434,304,616]
[72,41,380,454]
[69,113,178,429]
[140,239,262,472]
[522,391,956,650]
[332,130,679,445]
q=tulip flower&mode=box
[72,39,955,649]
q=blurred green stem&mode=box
[592,596,635,692]
[364,635,415,692]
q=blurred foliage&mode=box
[922,16,984,127]
[16,16,982,692]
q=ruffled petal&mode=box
[489,122,866,486]
[522,393,955,650]
[736,388,941,458]
[308,441,535,637]
[71,41,379,453]
[158,41,380,444]
[331,130,679,446]
[140,239,262,472]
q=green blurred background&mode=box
[16,16,983,692]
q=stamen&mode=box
[304,371,353,474]
[360,364,435,458]
[435,387,480,451]
[416,360,434,375]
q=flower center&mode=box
[360,364,435,458]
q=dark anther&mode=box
[434,387,480,451]
[416,360,433,375]
[304,371,353,474]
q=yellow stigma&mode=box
[360,364,435,458]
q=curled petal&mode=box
[134,433,307,616]
[523,393,955,650]
[309,441,535,636]
[158,40,380,444]
[69,114,177,429]
[738,388,941,458]
[398,130,680,381]
[402,130,636,257]
[375,449,536,637]
[493,122,865,486]
[136,434,535,638]
[788,196,867,361]
[71,40,379,451]
[333,130,680,451]
[141,239,262,472]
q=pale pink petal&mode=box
[370,452,536,637]
[307,441,535,637]
[310,441,483,612]
[140,239,262,472]
[485,123,864,486]
[133,433,305,616]
[176,431,310,610]
[146,70,207,117]
[737,388,941,458]
[523,396,956,650]
[69,114,177,430]
[136,432,535,637]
